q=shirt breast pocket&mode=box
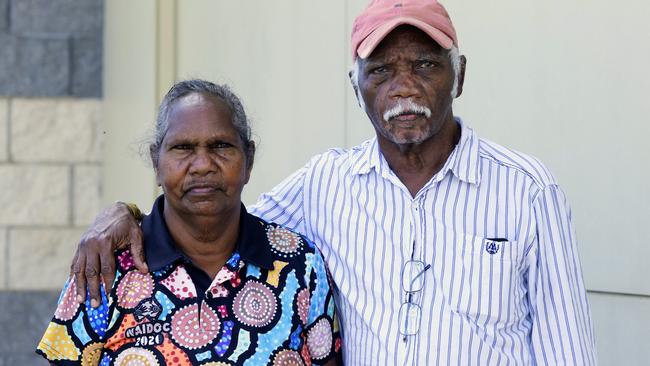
[449,233,524,326]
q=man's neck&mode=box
[163,202,240,279]
[378,119,461,197]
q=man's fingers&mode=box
[128,225,148,273]
[69,249,80,279]
[85,251,102,308]
[98,243,116,292]
[73,253,86,304]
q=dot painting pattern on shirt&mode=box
[37,215,341,366]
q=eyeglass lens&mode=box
[402,261,430,293]
[398,302,422,335]
[399,261,431,337]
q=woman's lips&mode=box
[189,187,217,193]
[184,183,221,195]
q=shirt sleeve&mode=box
[303,244,342,365]
[526,184,597,365]
[36,276,113,365]
[249,163,308,236]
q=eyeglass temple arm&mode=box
[408,263,431,290]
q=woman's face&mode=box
[155,92,252,218]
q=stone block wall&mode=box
[0,1,104,363]
[0,98,103,364]
[0,98,102,289]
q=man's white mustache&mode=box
[383,100,432,121]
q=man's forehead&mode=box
[366,25,445,60]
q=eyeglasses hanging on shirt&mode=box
[399,259,431,341]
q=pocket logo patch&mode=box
[485,240,501,255]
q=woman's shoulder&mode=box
[254,217,322,260]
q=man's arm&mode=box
[73,160,310,307]
[527,185,597,365]
[71,202,146,307]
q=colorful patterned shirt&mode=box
[37,196,341,365]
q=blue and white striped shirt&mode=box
[250,119,596,365]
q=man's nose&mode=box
[388,70,420,99]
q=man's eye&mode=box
[370,66,388,75]
[416,60,439,69]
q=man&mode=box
[71,0,597,364]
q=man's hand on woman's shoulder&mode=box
[70,202,147,307]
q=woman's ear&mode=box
[244,141,255,183]
[150,146,161,186]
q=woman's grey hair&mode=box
[149,79,253,166]
[350,45,461,105]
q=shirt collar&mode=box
[349,138,380,176]
[142,195,274,272]
[350,117,481,185]
[446,118,481,185]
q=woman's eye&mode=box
[172,144,192,150]
[209,142,233,149]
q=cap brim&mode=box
[357,17,454,59]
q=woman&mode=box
[37,80,341,365]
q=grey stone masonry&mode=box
[72,36,103,97]
[0,0,8,32]
[0,291,59,365]
[11,36,70,96]
[0,0,103,97]
[11,0,102,36]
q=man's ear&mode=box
[349,69,363,108]
[455,55,467,98]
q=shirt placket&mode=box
[396,195,425,365]
[198,261,243,331]
[408,196,429,364]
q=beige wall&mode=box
[102,0,158,210]
[175,2,351,204]
[103,1,650,364]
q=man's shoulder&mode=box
[308,140,372,163]
[302,139,373,174]
[476,136,558,188]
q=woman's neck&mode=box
[163,202,240,279]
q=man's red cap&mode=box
[351,0,458,60]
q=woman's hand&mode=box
[70,202,147,307]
